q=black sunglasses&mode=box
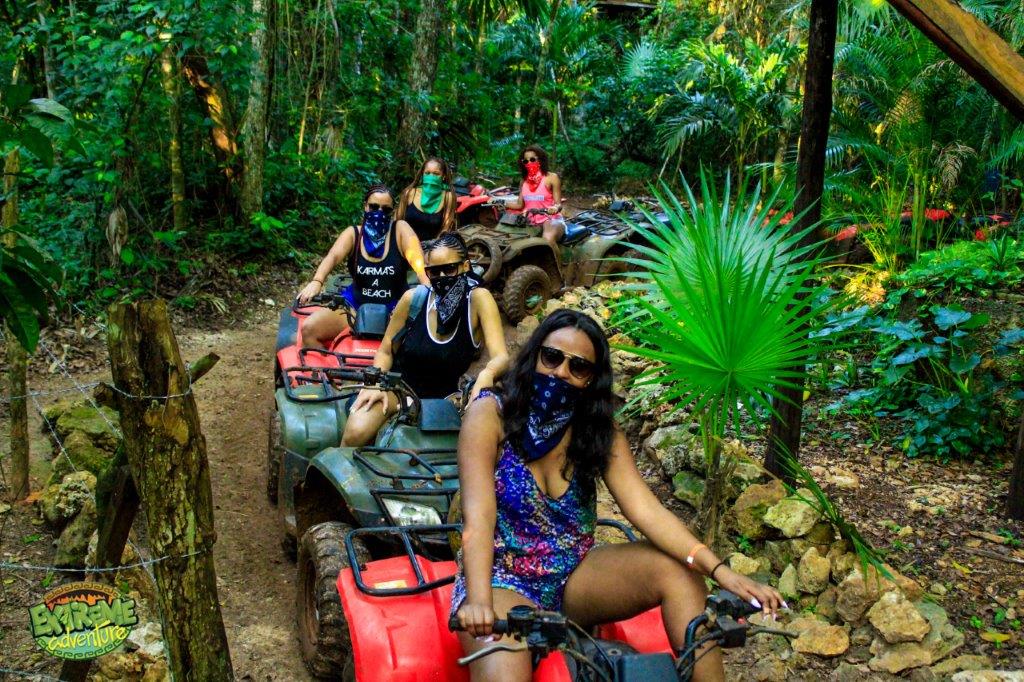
[367,202,394,214]
[523,156,539,162]
[425,262,463,279]
[539,346,596,381]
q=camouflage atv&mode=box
[459,201,666,323]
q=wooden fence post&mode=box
[107,300,233,680]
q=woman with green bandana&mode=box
[396,157,457,242]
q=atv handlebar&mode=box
[293,290,354,317]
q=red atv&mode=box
[454,176,517,228]
[273,291,388,388]
[311,524,791,680]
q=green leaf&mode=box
[933,306,971,330]
[17,125,53,166]
[0,272,41,351]
[120,246,136,265]
[26,98,74,122]
[948,353,981,374]
[1,84,33,113]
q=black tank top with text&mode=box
[348,225,409,308]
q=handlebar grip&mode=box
[448,615,509,635]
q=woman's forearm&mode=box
[462,522,495,605]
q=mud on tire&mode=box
[502,265,551,324]
[296,521,370,679]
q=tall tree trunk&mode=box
[764,0,838,481]
[1008,412,1024,520]
[241,0,275,221]
[4,145,29,502]
[107,300,233,681]
[181,49,241,187]
[395,0,446,175]
[160,41,187,233]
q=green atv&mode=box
[267,359,464,677]
[459,201,662,323]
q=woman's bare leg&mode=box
[562,540,724,682]
[301,308,349,348]
[340,391,399,446]
[456,588,536,682]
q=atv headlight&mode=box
[381,498,442,526]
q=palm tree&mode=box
[617,171,836,543]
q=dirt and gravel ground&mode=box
[1,266,1022,679]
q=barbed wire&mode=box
[0,667,64,681]
[37,341,123,439]
[0,548,205,573]
[29,391,79,476]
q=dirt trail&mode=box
[178,318,311,681]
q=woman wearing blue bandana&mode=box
[298,184,430,348]
[451,309,784,682]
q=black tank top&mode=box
[348,225,409,307]
[404,201,445,242]
[394,288,480,399]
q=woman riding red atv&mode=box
[396,157,458,241]
[297,184,430,348]
[503,145,565,252]
[341,232,509,446]
[452,310,785,682]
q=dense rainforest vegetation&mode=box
[2,0,1023,310]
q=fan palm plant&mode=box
[617,170,837,543]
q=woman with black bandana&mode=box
[297,184,430,349]
[342,232,508,447]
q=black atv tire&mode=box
[465,235,503,283]
[267,409,283,505]
[296,521,370,680]
[620,248,646,275]
[502,265,551,324]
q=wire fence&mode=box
[0,327,198,680]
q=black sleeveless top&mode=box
[347,226,409,307]
[394,289,480,399]
[404,201,445,242]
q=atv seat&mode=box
[353,303,388,339]
[561,220,592,245]
[419,399,462,432]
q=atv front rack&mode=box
[296,346,375,368]
[346,524,462,596]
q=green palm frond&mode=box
[616,171,838,434]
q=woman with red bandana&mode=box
[505,145,565,255]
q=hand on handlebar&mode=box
[455,602,498,639]
[351,387,388,415]
[713,567,786,619]
[297,280,323,305]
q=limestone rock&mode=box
[671,470,705,509]
[49,428,116,483]
[732,480,787,540]
[779,564,799,600]
[868,591,931,643]
[830,662,883,681]
[727,552,764,577]
[950,672,1024,682]
[642,425,702,478]
[763,489,821,538]
[38,471,97,529]
[764,539,798,574]
[868,638,932,674]
[931,655,994,677]
[55,496,97,567]
[836,567,882,623]
[816,586,838,622]
[798,547,831,594]
[126,621,165,659]
[788,617,850,657]
[514,315,539,346]
[722,439,764,487]
[867,601,962,674]
[46,400,121,452]
[805,522,837,547]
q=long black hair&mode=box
[502,309,615,486]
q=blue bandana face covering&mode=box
[361,209,391,258]
[522,372,581,462]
